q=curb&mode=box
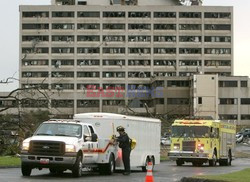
[180,177,226,182]
[0,166,20,169]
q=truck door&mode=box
[82,125,94,164]
[88,125,99,163]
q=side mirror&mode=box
[84,135,92,142]
[91,133,98,142]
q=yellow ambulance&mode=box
[168,119,236,166]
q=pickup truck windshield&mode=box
[34,123,82,138]
[171,126,209,138]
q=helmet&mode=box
[116,126,125,132]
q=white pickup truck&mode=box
[20,119,118,177]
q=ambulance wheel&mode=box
[176,159,184,166]
[21,163,32,176]
[72,155,82,177]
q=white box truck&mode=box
[74,112,161,171]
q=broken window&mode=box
[21,100,48,108]
[179,12,201,18]
[103,35,125,42]
[103,11,125,18]
[128,72,151,78]
[179,60,201,66]
[179,72,195,76]
[22,12,49,18]
[128,12,150,18]
[51,84,74,90]
[128,36,151,42]
[154,12,176,18]
[154,24,176,30]
[22,72,48,78]
[103,60,125,66]
[205,48,231,54]
[77,60,99,66]
[128,24,151,30]
[77,24,100,30]
[51,100,74,108]
[241,115,250,120]
[77,84,100,90]
[22,24,49,29]
[179,36,201,42]
[103,48,125,54]
[52,23,75,29]
[78,11,100,17]
[22,48,49,54]
[241,81,248,87]
[154,48,176,54]
[52,48,74,54]
[219,98,237,105]
[219,115,237,120]
[128,48,151,54]
[103,100,125,106]
[21,84,49,89]
[52,60,74,67]
[128,60,150,66]
[219,81,238,87]
[205,60,231,66]
[205,36,231,43]
[205,12,231,19]
[151,81,164,88]
[167,98,189,105]
[103,24,125,30]
[77,35,100,41]
[22,60,48,66]
[22,36,49,42]
[103,84,125,90]
[241,99,250,105]
[77,72,100,78]
[154,36,176,42]
[77,100,99,107]
[205,24,231,30]
[52,11,74,17]
[179,48,201,54]
[103,72,125,78]
[52,72,74,78]
[154,60,176,66]
[52,35,74,42]
[179,24,201,30]
[167,81,190,87]
[77,48,100,54]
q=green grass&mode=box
[0,156,21,167]
[196,168,250,182]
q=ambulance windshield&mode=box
[171,126,210,138]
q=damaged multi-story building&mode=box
[0,0,250,125]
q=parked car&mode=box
[161,137,171,146]
[236,128,250,143]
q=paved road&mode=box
[1,158,250,182]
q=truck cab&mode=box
[20,120,117,177]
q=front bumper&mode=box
[168,151,209,162]
[20,152,77,169]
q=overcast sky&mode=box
[0,0,249,91]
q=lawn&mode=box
[196,168,250,182]
[0,156,21,167]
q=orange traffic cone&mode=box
[145,161,154,182]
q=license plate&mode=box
[40,158,49,164]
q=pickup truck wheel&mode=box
[49,168,57,174]
[176,159,184,166]
[21,163,32,176]
[72,156,82,178]
[106,154,115,175]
